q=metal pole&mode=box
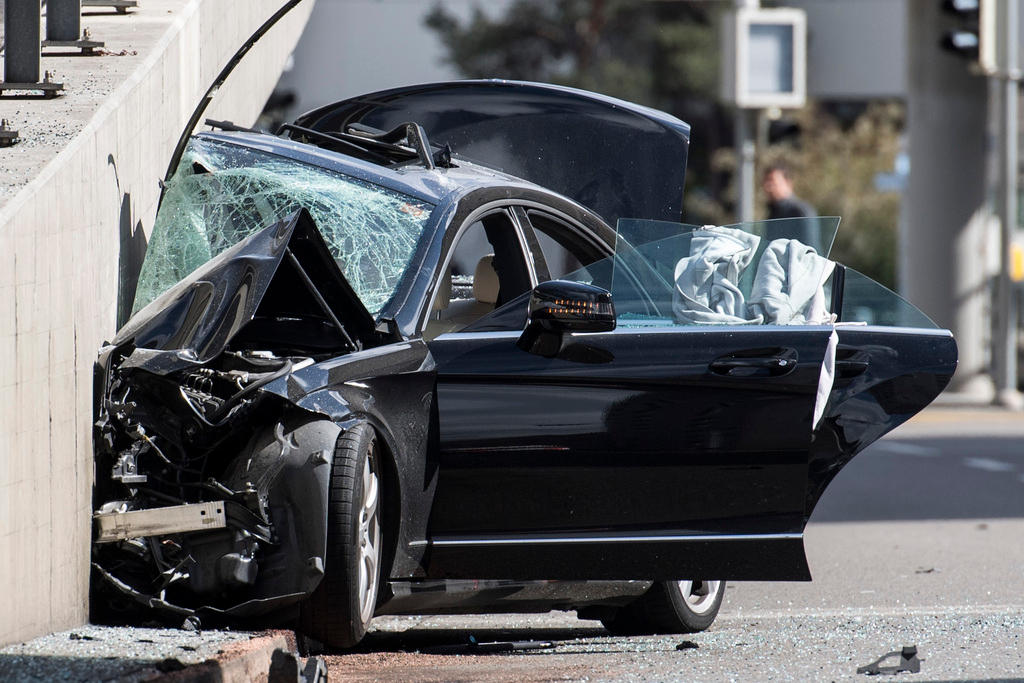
[733,0,758,224]
[4,0,42,84]
[46,0,82,42]
[993,0,1021,406]
[735,108,756,223]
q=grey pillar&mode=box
[735,108,756,223]
[904,0,992,398]
[992,0,1021,406]
[46,0,82,42]
[4,0,41,84]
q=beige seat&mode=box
[444,254,500,328]
[424,267,458,340]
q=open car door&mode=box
[421,218,956,582]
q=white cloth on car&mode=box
[748,239,836,325]
[671,226,763,325]
[671,226,835,326]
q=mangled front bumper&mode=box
[91,212,380,623]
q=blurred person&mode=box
[762,163,820,252]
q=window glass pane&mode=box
[556,218,840,328]
[840,268,938,328]
[526,211,604,280]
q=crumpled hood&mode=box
[113,210,376,375]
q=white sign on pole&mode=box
[721,7,807,109]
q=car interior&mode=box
[425,211,532,339]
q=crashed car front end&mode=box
[91,137,433,623]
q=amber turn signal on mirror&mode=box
[527,280,616,334]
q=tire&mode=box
[601,580,725,635]
[301,423,383,649]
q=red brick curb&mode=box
[154,630,298,683]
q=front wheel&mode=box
[601,580,725,635]
[301,423,383,649]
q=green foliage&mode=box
[758,102,904,288]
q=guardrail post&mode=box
[5,0,42,84]
[46,0,82,42]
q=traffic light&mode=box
[939,0,996,71]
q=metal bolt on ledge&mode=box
[0,120,21,147]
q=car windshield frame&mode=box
[131,137,436,319]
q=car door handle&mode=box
[836,359,869,378]
[709,356,796,377]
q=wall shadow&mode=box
[108,154,148,329]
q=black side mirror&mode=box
[517,280,615,356]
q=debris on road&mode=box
[857,645,921,675]
[421,635,556,655]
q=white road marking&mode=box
[963,457,1016,473]
[873,441,940,457]
[719,604,1024,621]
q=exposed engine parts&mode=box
[92,345,327,622]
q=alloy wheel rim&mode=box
[357,451,381,624]
[675,580,721,615]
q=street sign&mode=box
[720,7,807,109]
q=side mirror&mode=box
[517,280,615,356]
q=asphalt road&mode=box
[327,407,1024,681]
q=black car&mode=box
[91,81,957,648]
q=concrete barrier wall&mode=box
[0,0,313,645]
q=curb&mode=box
[154,630,325,683]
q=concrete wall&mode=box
[0,0,312,646]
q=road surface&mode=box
[326,407,1024,681]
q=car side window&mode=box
[424,210,533,339]
[525,211,606,282]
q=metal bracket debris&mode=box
[421,636,555,655]
[94,501,227,543]
[0,120,19,147]
[268,649,327,683]
[857,645,921,675]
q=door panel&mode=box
[423,326,834,580]
[807,326,957,519]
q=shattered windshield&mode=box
[132,137,433,317]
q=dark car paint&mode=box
[292,80,692,227]
[807,327,959,518]
[93,87,957,626]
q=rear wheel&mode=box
[301,423,382,649]
[601,580,724,635]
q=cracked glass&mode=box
[133,137,433,317]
